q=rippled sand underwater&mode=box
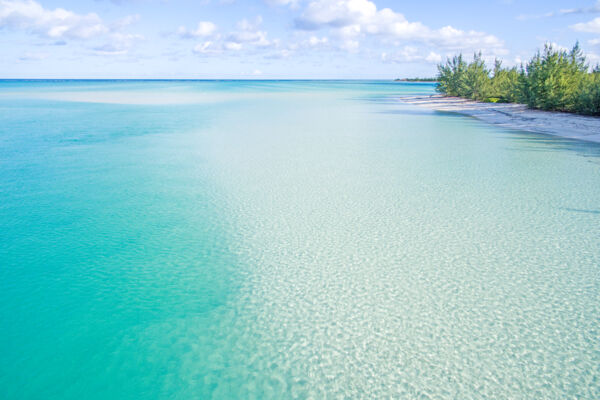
[1,81,599,399]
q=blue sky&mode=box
[1,0,600,78]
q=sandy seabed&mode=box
[398,95,600,143]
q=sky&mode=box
[1,0,600,78]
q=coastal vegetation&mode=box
[436,43,600,116]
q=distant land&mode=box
[394,78,437,82]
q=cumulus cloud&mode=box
[178,21,217,38]
[192,16,279,55]
[425,51,442,63]
[191,17,279,56]
[381,46,419,63]
[306,35,328,46]
[225,16,275,47]
[0,0,143,56]
[572,17,600,34]
[223,41,242,51]
[295,0,387,30]
[293,0,505,54]
[381,47,441,63]
[431,26,507,54]
[0,0,108,39]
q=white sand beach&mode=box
[398,95,600,143]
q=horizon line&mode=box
[0,78,437,82]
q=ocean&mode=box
[1,80,599,398]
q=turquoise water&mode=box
[1,80,599,399]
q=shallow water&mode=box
[1,80,599,399]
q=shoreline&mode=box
[398,94,600,143]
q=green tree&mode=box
[490,60,521,103]
[574,68,600,115]
[436,54,467,97]
[435,42,599,116]
[524,43,588,111]
[463,52,491,100]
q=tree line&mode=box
[436,43,600,116]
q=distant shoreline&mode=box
[394,78,438,83]
[398,94,600,143]
[0,79,430,82]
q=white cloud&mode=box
[381,46,419,62]
[362,8,429,39]
[381,47,441,63]
[0,0,108,39]
[189,16,280,56]
[0,0,144,57]
[589,38,600,46]
[335,24,361,39]
[97,0,141,4]
[516,12,554,21]
[547,42,570,53]
[236,16,262,31]
[572,17,600,34]
[112,14,140,30]
[425,51,442,63]
[227,29,271,46]
[307,35,328,46]
[294,0,430,42]
[293,0,505,55]
[224,41,242,51]
[193,41,220,54]
[92,44,127,56]
[587,52,600,64]
[431,26,506,54]
[93,32,144,55]
[518,1,600,20]
[226,16,276,47]
[559,1,600,16]
[265,0,299,7]
[295,0,377,30]
[340,39,359,51]
[178,21,217,38]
